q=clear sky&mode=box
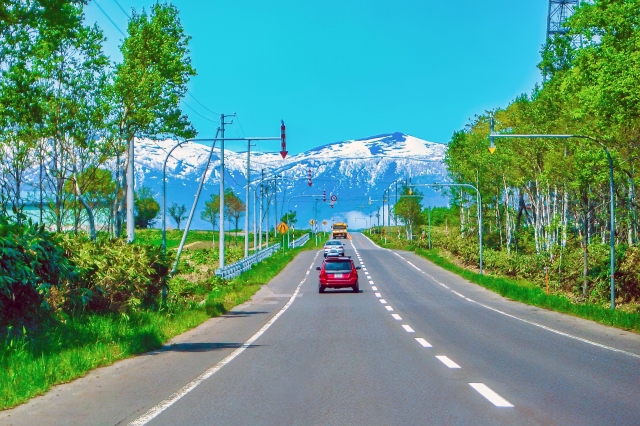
[84,0,549,154]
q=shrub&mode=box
[60,234,170,314]
[0,216,75,328]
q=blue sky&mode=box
[85,0,549,154]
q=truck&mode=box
[331,222,348,239]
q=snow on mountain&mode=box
[136,132,450,230]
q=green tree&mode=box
[224,189,245,244]
[394,186,424,239]
[112,2,196,237]
[281,210,297,226]
[168,202,187,230]
[135,187,160,229]
[201,193,220,246]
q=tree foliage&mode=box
[134,186,160,229]
[445,0,640,301]
[168,202,187,230]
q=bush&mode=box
[60,234,170,314]
[0,216,75,328]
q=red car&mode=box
[316,256,361,293]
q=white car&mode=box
[323,240,345,258]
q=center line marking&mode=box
[379,299,387,304]
[402,325,415,333]
[385,306,394,311]
[415,338,432,347]
[436,355,461,369]
[375,293,381,297]
[469,383,514,407]
[391,314,402,320]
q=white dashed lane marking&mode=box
[375,293,381,298]
[391,314,402,320]
[402,325,415,333]
[469,383,514,407]
[369,280,374,284]
[379,299,387,304]
[416,338,432,348]
[436,356,461,369]
[385,306,394,311]
[371,286,377,291]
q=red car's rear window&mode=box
[324,261,352,272]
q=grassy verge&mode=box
[0,232,321,410]
[368,234,640,333]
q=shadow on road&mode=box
[153,342,262,353]
[222,310,269,318]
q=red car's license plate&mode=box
[332,274,344,278]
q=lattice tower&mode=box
[547,0,582,49]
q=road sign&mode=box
[309,219,316,225]
[276,222,289,234]
[330,194,337,202]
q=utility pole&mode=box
[244,141,253,258]
[218,114,234,268]
[273,175,278,239]
[395,180,399,228]
[126,135,135,243]
[259,169,264,249]
[253,184,257,251]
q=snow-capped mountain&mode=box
[136,132,450,230]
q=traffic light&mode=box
[280,120,288,159]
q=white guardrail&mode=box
[215,243,281,279]
[289,233,310,249]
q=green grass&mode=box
[0,231,321,410]
[368,234,640,334]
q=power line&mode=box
[181,99,220,123]
[186,91,221,116]
[233,113,247,138]
[94,0,126,37]
[111,0,130,18]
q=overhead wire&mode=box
[181,99,220,123]
[111,0,130,18]
[94,0,126,37]
[186,91,222,116]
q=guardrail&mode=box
[289,233,310,249]
[215,243,281,279]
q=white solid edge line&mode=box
[469,383,514,407]
[418,269,640,360]
[402,325,415,333]
[436,355,461,369]
[385,306,394,311]
[415,338,432,348]
[379,299,387,304]
[128,252,320,426]
[391,314,402,320]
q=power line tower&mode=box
[547,0,582,48]
[544,0,582,81]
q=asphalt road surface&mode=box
[2,232,640,425]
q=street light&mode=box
[489,114,616,309]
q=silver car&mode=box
[323,240,345,258]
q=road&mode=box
[2,232,640,425]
